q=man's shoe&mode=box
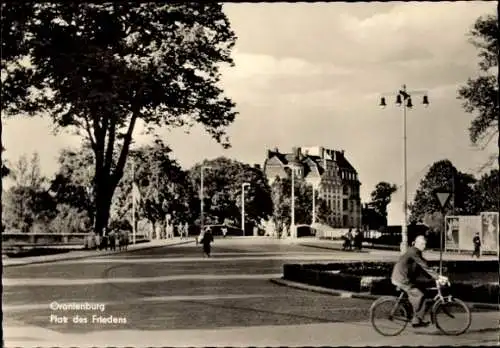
[411,320,430,328]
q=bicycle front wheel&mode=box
[432,298,471,336]
[370,297,410,336]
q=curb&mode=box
[270,278,500,310]
[299,243,371,253]
[2,239,194,268]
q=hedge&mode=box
[283,260,499,303]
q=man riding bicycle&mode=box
[391,235,448,328]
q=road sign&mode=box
[435,191,451,210]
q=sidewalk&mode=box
[4,311,499,347]
[296,238,498,261]
[2,237,194,267]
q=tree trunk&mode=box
[0,117,2,232]
[94,182,114,236]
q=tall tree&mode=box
[3,153,56,232]
[270,174,313,237]
[473,169,499,213]
[1,4,38,231]
[189,157,273,228]
[369,182,398,227]
[457,12,499,169]
[316,198,331,226]
[2,4,237,235]
[112,140,191,236]
[50,146,95,224]
[409,159,478,223]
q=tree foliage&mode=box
[473,169,499,213]
[113,139,193,234]
[270,174,313,237]
[457,13,499,168]
[316,198,331,225]
[3,153,56,232]
[50,146,95,224]
[409,159,478,223]
[369,181,398,226]
[189,157,273,227]
[2,4,238,234]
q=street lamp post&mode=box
[310,180,321,226]
[380,84,429,253]
[200,166,212,233]
[241,182,250,235]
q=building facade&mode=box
[263,146,362,228]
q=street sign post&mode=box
[434,190,451,275]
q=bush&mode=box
[283,260,499,303]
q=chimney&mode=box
[319,146,325,159]
[292,147,301,159]
[333,151,337,161]
[267,150,272,158]
[254,164,261,170]
[341,149,345,156]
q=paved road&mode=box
[3,237,499,346]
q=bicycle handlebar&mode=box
[435,278,450,288]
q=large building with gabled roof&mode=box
[263,146,362,228]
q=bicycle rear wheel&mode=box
[370,297,410,336]
[432,298,471,336]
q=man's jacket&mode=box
[391,246,439,286]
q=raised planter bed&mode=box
[282,260,499,304]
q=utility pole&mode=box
[200,166,212,233]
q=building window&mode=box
[343,186,348,195]
[343,199,348,211]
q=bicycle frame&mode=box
[391,279,452,322]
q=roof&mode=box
[266,148,356,175]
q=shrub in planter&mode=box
[283,264,302,280]
[451,282,499,304]
[327,273,362,292]
[300,269,320,286]
[340,262,394,277]
[359,276,387,292]
[303,263,332,272]
[370,278,396,296]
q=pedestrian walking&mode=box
[178,222,184,239]
[343,228,353,251]
[354,228,363,251]
[472,232,481,258]
[109,230,116,251]
[201,227,214,257]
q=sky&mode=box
[2,2,498,225]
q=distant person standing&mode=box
[201,227,214,257]
[178,222,184,239]
[222,226,228,238]
[472,232,481,258]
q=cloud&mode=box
[3,2,497,227]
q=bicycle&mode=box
[370,279,471,336]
